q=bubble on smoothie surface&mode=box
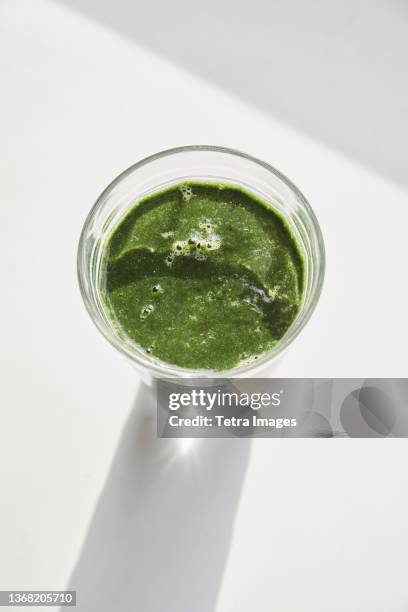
[174,240,187,255]
[140,304,154,320]
[195,252,207,261]
[165,253,175,267]
[198,221,221,250]
[166,227,221,264]
[152,284,163,294]
[179,184,193,201]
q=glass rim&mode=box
[77,145,325,378]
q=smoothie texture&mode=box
[102,182,304,370]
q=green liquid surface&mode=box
[102,182,304,371]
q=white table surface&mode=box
[1,1,408,610]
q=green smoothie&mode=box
[101,182,304,370]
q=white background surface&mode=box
[1,1,408,610]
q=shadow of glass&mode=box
[58,0,408,188]
[65,383,251,611]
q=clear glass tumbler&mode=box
[77,145,325,379]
